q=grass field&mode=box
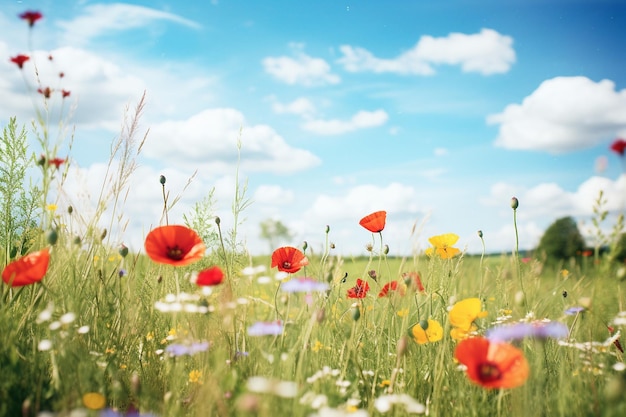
[3,9,626,417]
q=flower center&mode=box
[282,261,292,269]
[167,246,184,260]
[478,363,502,383]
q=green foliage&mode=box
[259,218,293,253]
[536,216,585,263]
[183,188,219,251]
[0,118,41,259]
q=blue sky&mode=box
[1,0,625,256]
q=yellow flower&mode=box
[82,392,106,410]
[46,204,57,212]
[189,369,203,384]
[425,233,461,259]
[449,298,487,340]
[561,269,569,278]
[397,308,409,317]
[312,340,324,352]
[411,319,443,344]
[146,331,154,341]
[378,379,391,387]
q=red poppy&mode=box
[48,157,67,169]
[144,225,205,266]
[19,10,43,27]
[38,87,52,98]
[10,54,29,69]
[378,280,405,297]
[271,246,308,274]
[402,272,425,293]
[359,211,386,233]
[347,278,370,299]
[610,138,626,156]
[195,266,224,286]
[2,248,50,287]
[61,90,71,98]
[607,326,624,353]
[455,337,529,389]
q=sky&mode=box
[1,0,626,257]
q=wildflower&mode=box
[82,392,106,410]
[374,393,425,414]
[165,341,210,356]
[486,321,568,342]
[246,376,298,398]
[194,266,224,286]
[37,87,52,98]
[48,157,67,169]
[10,54,29,69]
[271,246,308,273]
[281,277,329,293]
[61,90,71,98]
[425,233,461,259]
[449,298,487,340]
[455,337,529,389]
[610,138,626,156]
[248,321,284,336]
[359,210,386,233]
[565,306,585,315]
[144,225,205,266]
[38,339,53,351]
[402,271,425,292]
[2,248,50,287]
[607,326,624,353]
[378,280,405,297]
[411,319,443,344]
[347,278,370,299]
[188,369,203,384]
[19,10,43,26]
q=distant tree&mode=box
[536,216,585,263]
[259,218,292,253]
[611,232,626,263]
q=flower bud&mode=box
[352,305,361,321]
[302,241,308,251]
[100,228,107,241]
[119,244,129,258]
[325,225,330,233]
[419,319,429,331]
[67,205,73,215]
[215,216,221,225]
[477,230,483,238]
[159,175,166,185]
[511,197,519,210]
[47,229,58,246]
[368,270,377,280]
[384,244,389,255]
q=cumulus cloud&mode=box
[143,108,321,173]
[489,76,626,153]
[56,3,201,46]
[263,45,340,86]
[302,109,388,135]
[338,28,515,76]
[271,97,317,118]
[253,185,295,205]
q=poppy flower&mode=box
[610,138,626,156]
[425,233,461,259]
[347,278,370,299]
[359,211,386,233]
[38,87,52,98]
[19,10,43,27]
[378,280,405,297]
[195,266,224,286]
[10,54,29,69]
[271,246,308,274]
[144,225,205,266]
[402,272,425,293]
[2,248,50,287]
[454,337,529,389]
[449,298,488,340]
[48,157,67,169]
[411,319,443,344]
[61,90,71,98]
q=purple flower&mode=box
[165,341,209,356]
[281,277,329,293]
[247,321,283,336]
[487,321,569,342]
[565,306,585,315]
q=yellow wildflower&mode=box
[82,392,106,410]
[189,369,203,384]
[411,319,443,344]
[425,233,461,259]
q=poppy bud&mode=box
[100,229,107,241]
[365,243,373,252]
[119,244,129,258]
[302,241,308,251]
[368,270,377,280]
[67,205,73,215]
[325,225,330,233]
[215,216,221,225]
[47,229,58,245]
[511,197,519,210]
[477,230,483,238]
[351,305,361,321]
[73,236,81,245]
[384,244,389,255]
[37,154,46,166]
[419,319,429,331]
[159,175,166,185]
[330,242,336,249]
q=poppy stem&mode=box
[161,182,169,226]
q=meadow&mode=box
[3,9,626,417]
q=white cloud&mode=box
[143,108,321,174]
[262,46,340,86]
[253,185,295,205]
[302,109,388,135]
[489,76,626,153]
[434,147,448,156]
[56,3,201,46]
[338,28,515,76]
[271,97,316,117]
